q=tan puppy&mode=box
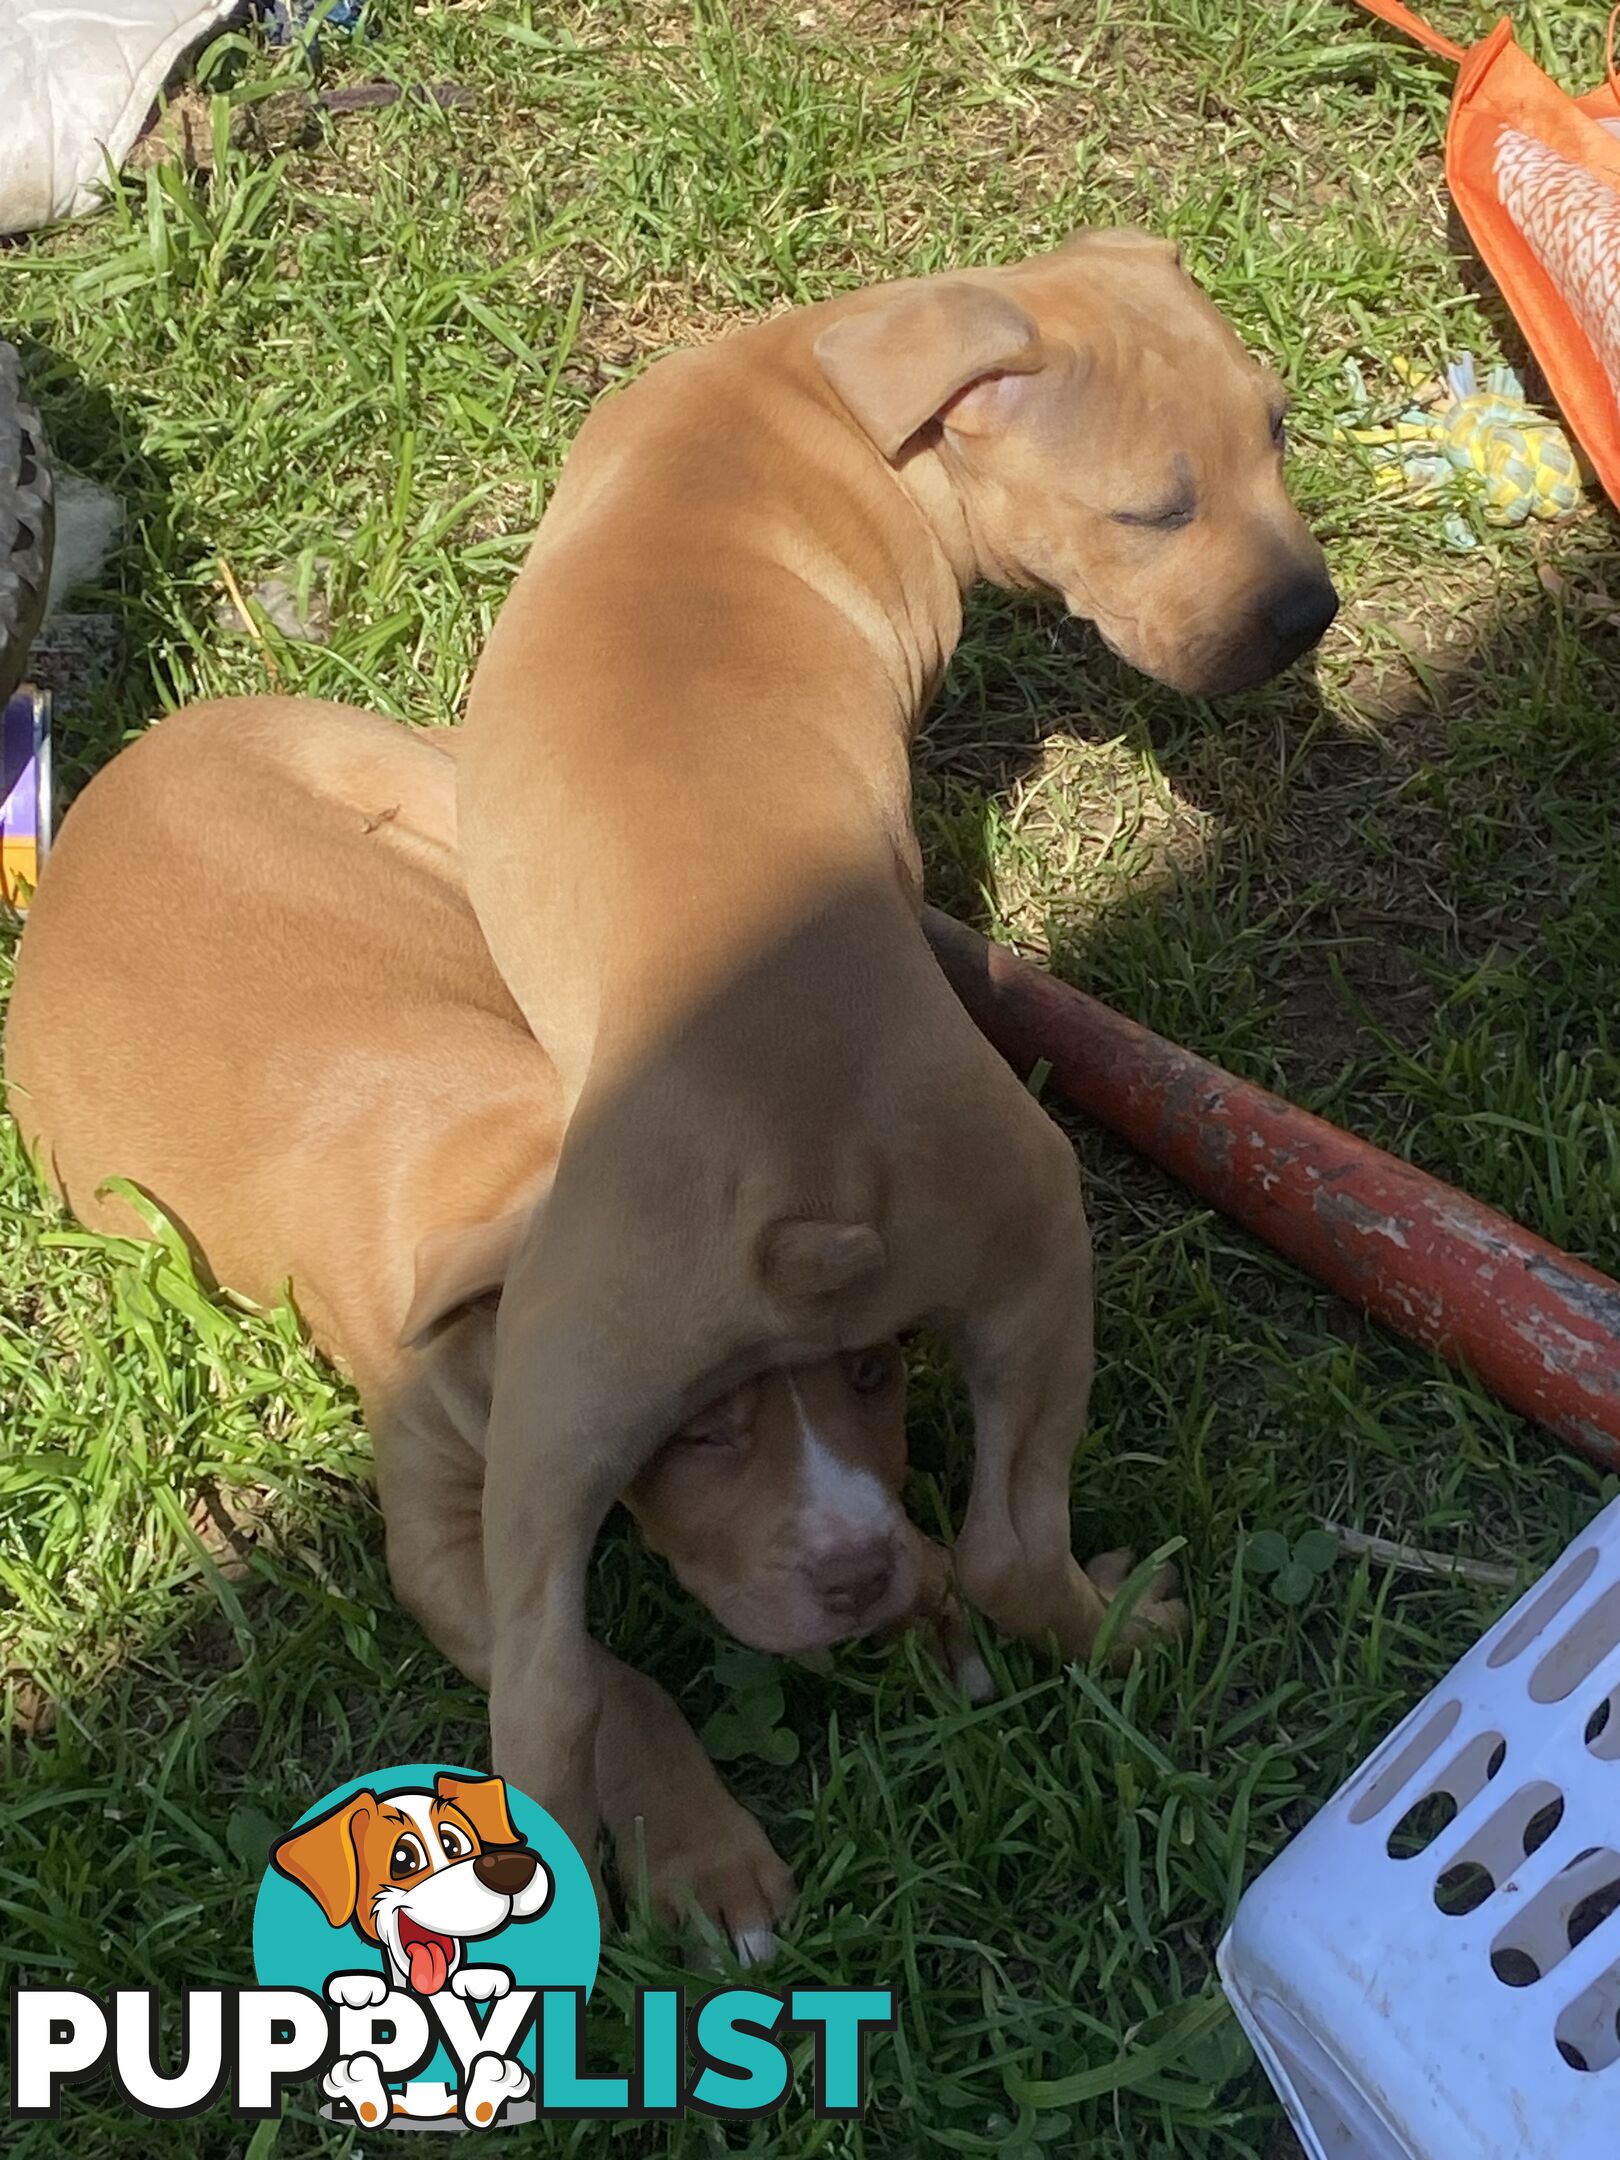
[4,696,971,1955]
[454,232,1319,1854]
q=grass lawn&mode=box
[5,0,1620,2151]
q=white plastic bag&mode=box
[2,0,237,234]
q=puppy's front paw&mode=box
[945,1638,997,1705]
[1083,1548,1189,1666]
[616,1799,795,1966]
[325,1970,390,2010]
[926,1590,997,1704]
[323,2052,390,2127]
[451,1963,512,2004]
[896,1535,998,1703]
[461,2052,530,2128]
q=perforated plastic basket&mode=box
[1220,1494,1620,2158]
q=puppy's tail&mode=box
[758,1218,885,1303]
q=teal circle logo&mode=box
[251,1763,597,2130]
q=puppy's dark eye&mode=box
[846,1347,893,1396]
[390,1834,428,1879]
[1270,409,1289,451]
[438,1825,470,1860]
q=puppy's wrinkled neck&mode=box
[892,421,1013,597]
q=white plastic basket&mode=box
[1219,1494,1620,2158]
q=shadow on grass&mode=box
[9,337,199,797]
[923,529,1619,1132]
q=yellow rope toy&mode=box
[1340,354,1585,544]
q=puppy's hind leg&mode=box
[369,1328,793,1960]
[478,1231,763,1909]
[950,1145,1186,1667]
[370,1360,495,1690]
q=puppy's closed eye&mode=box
[672,1408,747,1451]
[1112,449,1197,532]
[675,1425,743,1452]
[672,1378,759,1452]
[1111,499,1195,532]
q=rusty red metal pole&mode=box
[924,906,1620,1467]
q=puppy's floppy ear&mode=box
[271,1791,376,1928]
[814,279,1045,458]
[435,1772,521,1848]
[400,1197,544,1350]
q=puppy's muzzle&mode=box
[1197,564,1339,698]
[1265,569,1339,669]
[805,1534,896,1623]
[473,1846,541,1895]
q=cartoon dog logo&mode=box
[271,1771,552,2128]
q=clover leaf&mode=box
[702,1647,800,1766]
[1245,1529,1291,1576]
[1292,1528,1341,1574]
[1246,1526,1340,1606]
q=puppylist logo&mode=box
[9,1761,894,2131]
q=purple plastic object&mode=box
[1,688,51,905]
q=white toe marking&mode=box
[956,1651,996,1704]
[733,1925,779,1968]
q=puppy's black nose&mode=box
[807,1536,895,1620]
[473,1846,539,1895]
[1267,572,1339,661]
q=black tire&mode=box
[0,342,56,707]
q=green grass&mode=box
[5,0,1620,2151]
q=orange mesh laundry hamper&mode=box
[1356,1,1620,510]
